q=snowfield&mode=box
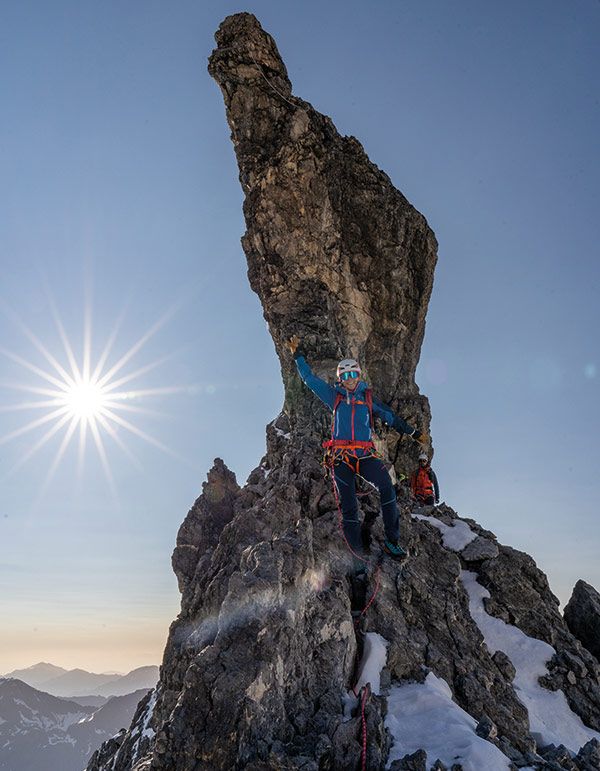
[346,633,510,769]
[461,569,600,750]
[375,510,600,760]
[386,672,511,770]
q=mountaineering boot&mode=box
[383,540,408,560]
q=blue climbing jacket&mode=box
[295,355,416,456]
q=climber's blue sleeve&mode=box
[372,398,416,435]
[294,355,336,410]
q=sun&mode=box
[0,292,190,492]
[61,378,108,421]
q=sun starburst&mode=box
[0,293,191,493]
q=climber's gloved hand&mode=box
[288,335,302,358]
[412,429,429,445]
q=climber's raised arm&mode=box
[288,336,336,410]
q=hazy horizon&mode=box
[1,661,155,678]
[1,0,599,674]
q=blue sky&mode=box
[1,0,598,673]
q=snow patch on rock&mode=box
[343,632,510,769]
[386,672,511,770]
[412,512,477,551]
[354,633,388,696]
[461,570,600,750]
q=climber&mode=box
[410,452,440,506]
[288,336,427,563]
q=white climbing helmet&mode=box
[336,358,361,380]
[418,452,429,462]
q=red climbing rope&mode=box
[361,566,381,619]
[360,685,369,771]
[329,468,383,622]
[328,467,382,771]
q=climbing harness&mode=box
[322,439,379,473]
[321,388,379,471]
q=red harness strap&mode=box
[322,440,375,449]
[322,440,377,474]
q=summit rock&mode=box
[86,14,600,771]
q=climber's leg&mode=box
[332,460,363,557]
[358,457,400,543]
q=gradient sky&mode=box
[1,0,598,674]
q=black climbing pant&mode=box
[333,455,400,555]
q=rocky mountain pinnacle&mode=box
[86,13,600,771]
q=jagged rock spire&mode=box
[209,12,436,457]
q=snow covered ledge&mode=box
[346,633,512,769]
[411,509,477,552]
[386,672,511,770]
[410,509,600,753]
[461,570,600,752]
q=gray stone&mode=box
[171,457,239,596]
[478,549,600,733]
[492,650,517,682]
[576,738,600,771]
[565,580,600,662]
[475,714,498,740]
[390,749,427,770]
[539,743,579,770]
[461,536,499,562]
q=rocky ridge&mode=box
[86,14,600,771]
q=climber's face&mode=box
[339,371,360,392]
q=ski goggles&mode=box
[340,371,360,381]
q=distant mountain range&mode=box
[0,677,150,771]
[2,662,158,697]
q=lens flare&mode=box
[0,292,192,493]
[62,379,107,420]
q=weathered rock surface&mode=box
[461,535,499,562]
[565,580,600,662]
[207,11,436,478]
[172,457,240,595]
[87,13,600,771]
[478,547,600,733]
